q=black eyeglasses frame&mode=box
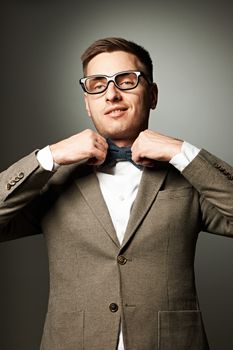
[79,70,151,95]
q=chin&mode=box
[103,129,128,138]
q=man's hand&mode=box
[50,129,108,166]
[131,130,183,166]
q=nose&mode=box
[105,81,122,102]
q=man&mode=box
[0,37,232,350]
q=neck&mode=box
[111,141,132,147]
[104,127,148,147]
[107,136,136,148]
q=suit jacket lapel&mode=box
[75,168,120,248]
[121,162,169,249]
[74,162,169,250]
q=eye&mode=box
[87,77,107,92]
[116,73,137,89]
[93,82,106,91]
[119,79,134,87]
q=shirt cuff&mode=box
[37,145,60,171]
[169,141,201,172]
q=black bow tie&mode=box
[99,139,142,169]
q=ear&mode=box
[84,94,92,117]
[150,83,158,110]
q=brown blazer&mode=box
[0,149,233,350]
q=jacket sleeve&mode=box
[182,149,233,237]
[0,151,54,241]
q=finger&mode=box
[94,133,108,145]
[94,139,107,153]
[94,135,108,151]
[131,148,143,163]
[87,146,107,165]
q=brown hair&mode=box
[81,37,153,82]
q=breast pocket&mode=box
[40,309,84,350]
[157,186,194,200]
[158,310,210,350]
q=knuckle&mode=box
[90,145,96,154]
[131,150,138,160]
[131,154,137,162]
[86,129,94,137]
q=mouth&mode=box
[104,106,128,117]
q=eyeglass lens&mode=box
[85,72,139,93]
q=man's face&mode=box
[84,51,157,146]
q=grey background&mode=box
[1,1,233,349]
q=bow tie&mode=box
[99,139,142,169]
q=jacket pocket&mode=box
[158,310,209,350]
[157,186,193,199]
[40,309,84,350]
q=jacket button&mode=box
[109,303,118,313]
[6,183,11,190]
[117,255,127,265]
[18,172,24,179]
[9,180,16,186]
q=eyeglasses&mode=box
[79,70,150,95]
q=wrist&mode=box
[169,140,183,160]
[170,141,201,172]
[37,145,60,171]
[49,143,63,166]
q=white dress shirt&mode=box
[37,141,200,350]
